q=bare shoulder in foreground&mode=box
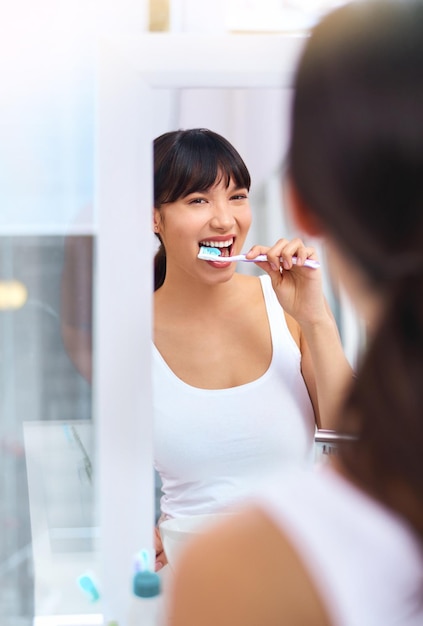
[167,507,331,626]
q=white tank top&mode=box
[153,274,316,518]
[254,465,423,626]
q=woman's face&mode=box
[154,176,252,285]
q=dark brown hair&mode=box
[153,128,251,290]
[289,0,423,538]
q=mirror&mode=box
[144,46,363,522]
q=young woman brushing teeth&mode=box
[152,128,351,570]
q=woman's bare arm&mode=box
[299,299,354,430]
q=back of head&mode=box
[290,0,423,535]
[290,0,423,282]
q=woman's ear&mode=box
[153,209,161,234]
[286,179,323,237]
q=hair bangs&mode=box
[154,129,250,206]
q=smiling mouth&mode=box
[198,237,234,258]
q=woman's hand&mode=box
[248,237,353,430]
[246,238,326,326]
[154,525,168,571]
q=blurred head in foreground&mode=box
[289,0,423,519]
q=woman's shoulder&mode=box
[232,272,266,299]
[168,503,331,626]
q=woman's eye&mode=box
[188,197,206,205]
[231,194,248,200]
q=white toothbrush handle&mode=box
[228,254,267,262]
[232,254,320,269]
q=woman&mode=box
[152,128,351,570]
[167,1,423,624]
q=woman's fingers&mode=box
[272,238,316,269]
[247,238,318,271]
[246,244,278,271]
[154,525,168,571]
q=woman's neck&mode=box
[155,271,247,316]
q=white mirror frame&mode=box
[95,32,308,623]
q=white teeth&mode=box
[200,238,233,248]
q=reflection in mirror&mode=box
[153,89,357,562]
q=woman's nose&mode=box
[209,202,235,230]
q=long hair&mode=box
[153,128,251,290]
[289,0,423,537]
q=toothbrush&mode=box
[198,246,320,269]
